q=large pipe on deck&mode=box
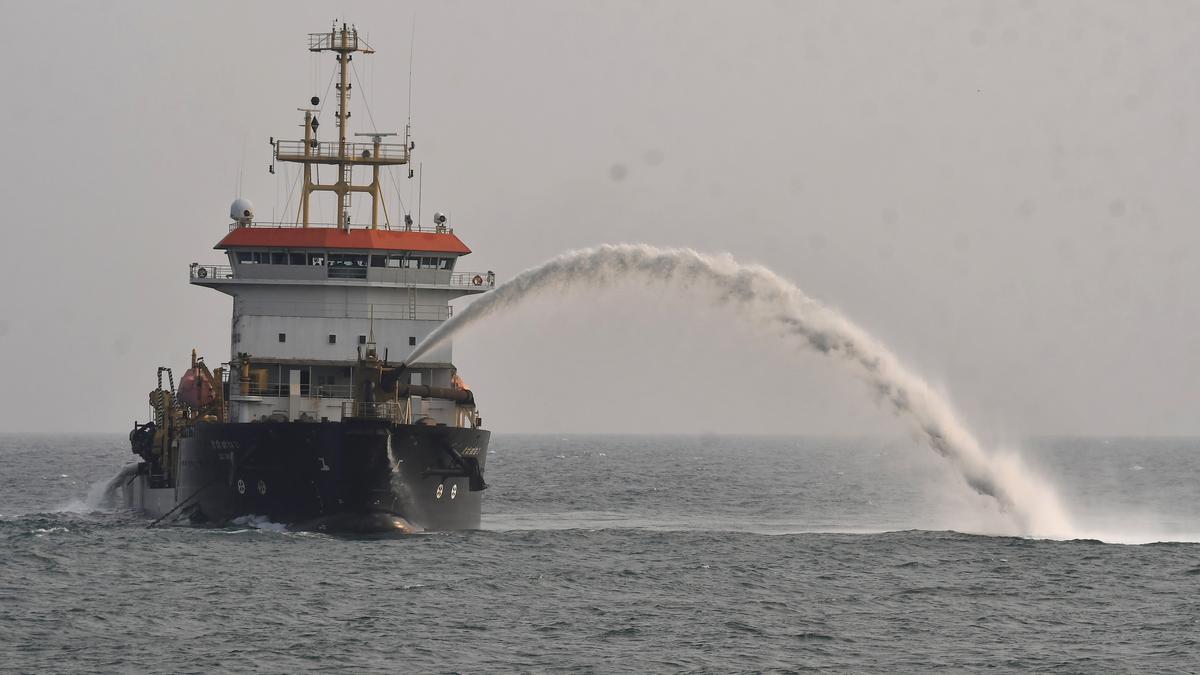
[394,383,474,405]
[379,363,473,403]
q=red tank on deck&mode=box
[178,367,216,409]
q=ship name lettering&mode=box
[211,440,240,451]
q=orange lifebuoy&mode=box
[472,274,483,286]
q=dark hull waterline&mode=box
[124,420,489,532]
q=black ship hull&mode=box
[124,421,489,532]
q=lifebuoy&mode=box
[472,274,483,286]
[197,267,208,279]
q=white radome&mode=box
[230,198,254,224]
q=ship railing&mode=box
[190,264,234,280]
[308,30,372,53]
[189,265,481,296]
[342,400,410,424]
[189,263,492,293]
[274,140,410,165]
[227,220,453,234]
[449,272,496,289]
[236,300,452,321]
[239,383,355,399]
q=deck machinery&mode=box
[124,24,493,532]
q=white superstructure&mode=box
[187,22,493,427]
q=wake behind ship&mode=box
[123,24,492,532]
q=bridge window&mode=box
[289,252,306,265]
[328,334,337,344]
[278,333,286,343]
[409,336,416,346]
[370,254,402,268]
[236,251,271,264]
[370,254,407,268]
[328,253,368,279]
[328,253,367,267]
[358,335,367,344]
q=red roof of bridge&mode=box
[216,227,471,255]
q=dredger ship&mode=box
[123,24,492,532]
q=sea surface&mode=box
[2,433,1198,673]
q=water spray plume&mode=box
[58,463,139,514]
[409,244,1073,536]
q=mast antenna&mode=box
[407,18,415,129]
[238,133,247,198]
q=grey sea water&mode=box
[2,433,1198,673]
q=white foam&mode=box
[56,463,139,514]
[229,514,290,532]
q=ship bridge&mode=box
[193,221,487,289]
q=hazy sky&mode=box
[2,1,1198,438]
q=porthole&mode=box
[236,479,246,494]
[450,484,458,499]
[435,484,444,499]
[258,479,267,495]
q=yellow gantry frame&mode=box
[283,24,407,230]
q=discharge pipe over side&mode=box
[394,383,474,404]
[383,362,474,404]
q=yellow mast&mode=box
[303,109,313,227]
[273,23,410,230]
[335,25,351,228]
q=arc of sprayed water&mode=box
[407,244,1071,536]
